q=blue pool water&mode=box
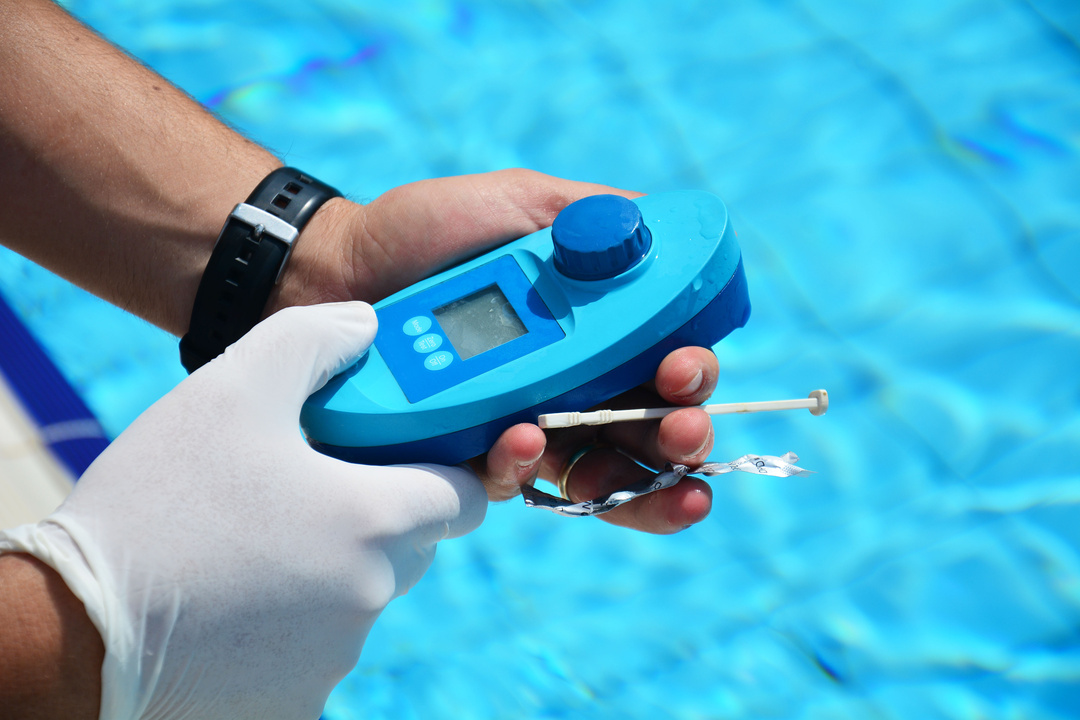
[2,0,1078,717]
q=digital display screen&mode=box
[433,284,528,360]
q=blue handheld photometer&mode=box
[301,191,751,465]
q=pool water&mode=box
[2,0,1079,717]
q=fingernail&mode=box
[686,424,714,461]
[516,451,544,471]
[673,369,704,399]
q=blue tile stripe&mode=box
[0,291,109,480]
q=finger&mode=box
[381,463,489,542]
[471,423,547,502]
[564,447,713,533]
[536,421,608,483]
[599,407,715,471]
[540,346,718,471]
[534,374,692,476]
[211,301,378,410]
[538,399,715,483]
[345,462,487,599]
[355,170,643,303]
[481,168,644,228]
[651,346,719,406]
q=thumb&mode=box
[207,301,378,410]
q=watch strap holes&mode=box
[179,167,342,374]
[238,240,258,264]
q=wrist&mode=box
[263,196,365,317]
[0,553,104,719]
[180,167,344,372]
[172,157,284,333]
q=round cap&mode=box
[551,195,653,280]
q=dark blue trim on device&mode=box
[0,291,109,479]
[310,259,750,466]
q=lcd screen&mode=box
[433,284,528,360]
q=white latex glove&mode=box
[0,301,487,720]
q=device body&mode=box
[301,190,750,465]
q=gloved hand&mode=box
[0,301,487,720]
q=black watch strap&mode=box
[179,167,341,373]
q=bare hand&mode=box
[278,169,720,534]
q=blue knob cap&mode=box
[551,195,652,280]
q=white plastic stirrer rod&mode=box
[538,389,829,429]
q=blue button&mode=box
[413,333,443,353]
[551,194,652,280]
[424,351,454,371]
[403,316,432,336]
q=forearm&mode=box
[0,0,281,335]
[0,553,103,720]
[0,2,636,339]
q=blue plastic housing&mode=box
[301,190,750,465]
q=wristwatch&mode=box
[179,167,341,373]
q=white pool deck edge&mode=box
[0,372,75,529]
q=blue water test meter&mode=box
[301,191,751,465]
